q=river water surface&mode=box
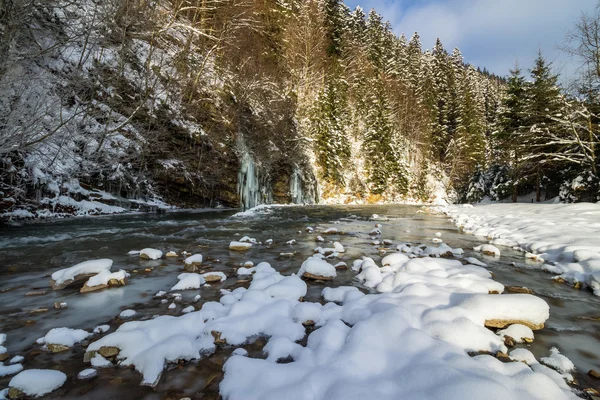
[0,205,598,398]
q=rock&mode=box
[488,290,501,295]
[54,302,67,309]
[503,336,516,347]
[80,276,128,293]
[301,272,334,281]
[0,353,10,361]
[589,369,600,379]
[573,281,582,290]
[495,351,511,362]
[98,346,120,358]
[7,387,25,399]
[553,277,566,284]
[584,388,600,397]
[204,274,225,283]
[506,286,534,294]
[183,264,199,272]
[25,290,47,296]
[211,331,226,345]
[334,262,348,270]
[47,344,70,353]
[485,319,544,331]
[50,273,96,290]
[84,346,120,362]
[30,308,48,314]
[302,320,315,327]
[439,251,454,258]
[166,251,178,257]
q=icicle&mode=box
[290,169,303,204]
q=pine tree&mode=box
[497,65,528,201]
[311,70,351,185]
[524,51,563,201]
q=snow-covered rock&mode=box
[140,248,163,260]
[298,257,337,280]
[8,369,67,398]
[229,241,252,251]
[474,244,501,257]
[119,309,137,319]
[171,273,206,290]
[81,269,129,293]
[50,259,113,290]
[40,327,91,352]
[497,324,534,343]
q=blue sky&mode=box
[344,0,597,81]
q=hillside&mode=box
[0,0,526,219]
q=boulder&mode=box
[485,319,544,331]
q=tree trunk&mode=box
[536,172,541,202]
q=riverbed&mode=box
[0,205,598,398]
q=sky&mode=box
[344,0,598,81]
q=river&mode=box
[0,205,598,398]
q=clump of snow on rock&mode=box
[119,309,137,318]
[9,369,67,397]
[140,248,163,260]
[298,257,337,279]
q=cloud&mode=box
[344,0,598,79]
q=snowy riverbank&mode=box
[440,203,600,296]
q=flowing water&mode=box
[0,205,598,398]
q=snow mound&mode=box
[540,347,575,374]
[171,273,206,291]
[9,369,67,397]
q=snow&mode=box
[9,369,67,397]
[51,259,113,284]
[540,347,575,374]
[80,245,574,399]
[465,257,487,267]
[171,273,206,291]
[90,354,112,368]
[298,257,337,279]
[140,248,163,260]
[184,254,203,265]
[85,269,129,288]
[40,327,90,347]
[0,334,5,346]
[119,309,137,318]
[93,325,110,334]
[321,286,361,303]
[497,324,534,343]
[441,203,600,294]
[9,356,23,365]
[77,368,97,379]
[0,363,23,378]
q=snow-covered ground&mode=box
[441,203,600,295]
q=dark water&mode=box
[0,205,598,398]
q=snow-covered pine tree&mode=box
[524,51,563,201]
